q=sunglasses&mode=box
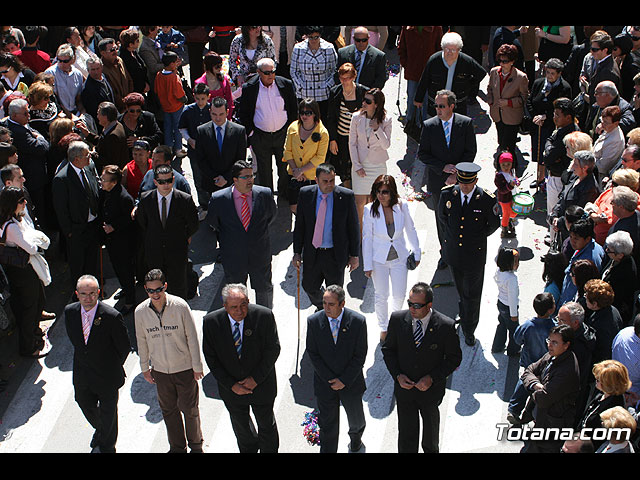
[237,174,256,180]
[363,98,375,105]
[145,285,166,294]
[155,177,174,185]
[308,35,321,40]
[127,108,142,114]
[590,46,602,52]
[377,189,391,195]
[57,57,73,63]
[354,37,368,43]
[498,59,511,64]
[300,110,314,116]
[259,70,275,75]
[407,301,427,309]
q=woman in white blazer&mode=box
[349,88,393,231]
[362,175,421,340]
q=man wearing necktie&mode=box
[335,26,388,90]
[207,160,277,309]
[438,162,501,347]
[306,285,368,453]
[292,163,360,310]
[202,284,281,453]
[417,90,477,270]
[382,282,462,453]
[64,275,131,453]
[52,140,102,296]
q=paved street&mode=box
[0,44,553,453]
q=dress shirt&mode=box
[354,47,367,83]
[81,302,99,340]
[411,309,432,337]
[157,189,173,219]
[612,326,640,395]
[327,308,345,341]
[232,186,252,219]
[70,162,97,222]
[45,63,84,114]
[254,80,288,132]
[442,52,458,91]
[227,314,244,342]
[315,187,334,248]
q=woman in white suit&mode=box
[349,88,393,231]
[363,175,421,341]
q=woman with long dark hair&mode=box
[362,175,420,341]
[194,51,234,119]
[0,186,51,357]
[228,26,276,87]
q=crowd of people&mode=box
[0,24,638,454]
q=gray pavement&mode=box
[0,43,553,453]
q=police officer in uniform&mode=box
[438,162,500,346]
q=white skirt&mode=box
[351,162,388,195]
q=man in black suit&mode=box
[93,101,130,171]
[81,58,115,130]
[193,96,247,212]
[136,164,199,300]
[64,274,131,453]
[306,285,367,453]
[335,27,387,90]
[51,140,102,293]
[202,283,281,453]
[580,31,620,107]
[207,160,277,308]
[438,163,501,346]
[382,282,462,453]
[414,31,486,117]
[584,80,636,140]
[417,89,477,268]
[237,57,297,196]
[292,163,360,310]
[6,98,49,224]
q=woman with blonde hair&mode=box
[27,80,58,139]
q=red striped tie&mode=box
[240,194,250,231]
[82,310,91,344]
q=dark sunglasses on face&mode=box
[237,174,256,180]
[354,37,368,43]
[259,69,275,75]
[128,108,142,114]
[407,301,427,309]
[377,189,390,195]
[155,177,174,185]
[57,57,72,63]
[300,110,314,116]
[591,46,602,52]
[363,98,374,105]
[145,285,166,294]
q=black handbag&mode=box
[0,221,30,268]
[404,110,423,143]
[406,251,418,271]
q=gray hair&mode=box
[573,150,596,171]
[605,230,634,256]
[86,57,102,69]
[221,283,249,303]
[441,31,463,50]
[325,284,345,303]
[256,57,275,70]
[563,301,585,324]
[56,43,75,59]
[67,141,90,162]
[76,274,99,290]
[597,80,619,98]
[436,89,457,106]
[8,98,28,117]
[612,185,639,212]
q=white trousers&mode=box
[546,175,564,223]
[370,257,408,331]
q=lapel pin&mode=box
[245,329,252,337]
[94,316,101,326]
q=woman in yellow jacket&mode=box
[283,97,329,214]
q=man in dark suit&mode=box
[6,98,49,224]
[382,282,462,453]
[207,160,276,309]
[193,96,247,212]
[584,80,636,140]
[335,27,387,90]
[202,283,281,453]
[237,57,297,196]
[417,89,477,268]
[92,101,130,171]
[580,31,620,106]
[292,163,360,310]
[51,140,102,293]
[136,164,199,300]
[64,274,131,453]
[438,163,501,346]
[414,31,487,117]
[306,285,367,453]
[81,58,115,130]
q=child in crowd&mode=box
[494,151,519,238]
[506,292,557,425]
[492,246,520,355]
[154,51,188,159]
[158,26,187,64]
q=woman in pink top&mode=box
[194,51,234,120]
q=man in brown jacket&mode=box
[98,37,134,113]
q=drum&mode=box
[512,192,535,215]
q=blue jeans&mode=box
[492,300,519,354]
[508,378,529,416]
[406,80,428,127]
[163,107,184,152]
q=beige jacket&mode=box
[135,294,203,374]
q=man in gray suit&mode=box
[207,160,277,308]
[335,27,387,90]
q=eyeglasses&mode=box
[363,98,374,105]
[57,57,72,63]
[407,301,427,309]
[0,69,9,74]
[308,35,321,40]
[300,110,314,116]
[631,36,640,42]
[590,46,602,52]
[259,70,275,75]
[377,189,390,195]
[145,285,166,294]
[354,37,368,43]
[107,47,118,53]
[545,338,563,347]
[127,108,142,114]
[498,58,511,64]
[237,174,256,180]
[155,177,174,185]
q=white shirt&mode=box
[254,80,287,133]
[412,309,432,337]
[157,189,173,219]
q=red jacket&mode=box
[397,26,444,82]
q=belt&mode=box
[255,125,287,135]
[316,247,333,251]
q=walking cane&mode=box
[535,123,542,192]
[295,265,301,376]
[99,246,104,299]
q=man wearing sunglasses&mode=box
[580,30,620,106]
[382,282,462,453]
[136,164,199,300]
[44,43,85,118]
[207,160,276,309]
[335,26,387,90]
[135,269,205,453]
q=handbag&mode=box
[406,251,418,271]
[0,221,30,268]
[404,110,423,143]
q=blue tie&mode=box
[443,120,451,147]
[414,319,424,347]
[233,322,242,357]
[216,126,223,152]
[330,317,339,344]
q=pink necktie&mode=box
[82,310,91,344]
[312,194,328,248]
[240,194,250,231]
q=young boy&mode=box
[506,292,556,425]
[154,51,188,160]
[179,82,212,218]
